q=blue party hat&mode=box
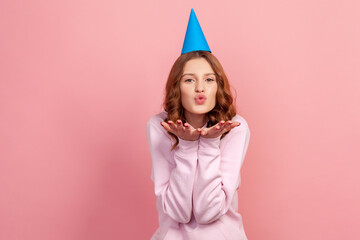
[181,8,211,55]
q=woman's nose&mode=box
[195,81,204,92]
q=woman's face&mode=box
[179,57,218,118]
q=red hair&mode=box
[163,51,237,150]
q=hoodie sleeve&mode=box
[192,122,251,224]
[146,117,199,223]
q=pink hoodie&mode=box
[146,110,251,240]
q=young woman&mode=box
[146,9,250,240]
[146,50,250,239]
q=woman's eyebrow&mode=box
[181,73,215,77]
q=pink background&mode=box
[1,0,359,239]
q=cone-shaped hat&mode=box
[181,8,211,55]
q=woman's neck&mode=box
[184,111,208,129]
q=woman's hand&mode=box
[199,120,241,139]
[160,120,201,141]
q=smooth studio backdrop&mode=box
[1,0,359,239]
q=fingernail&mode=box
[177,120,181,124]
[160,122,163,126]
[168,121,172,125]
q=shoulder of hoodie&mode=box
[146,110,168,128]
[229,113,250,137]
[146,110,170,137]
[146,110,175,143]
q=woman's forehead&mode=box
[182,59,215,76]
[181,73,215,78]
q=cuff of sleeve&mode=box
[177,137,199,154]
[199,135,221,150]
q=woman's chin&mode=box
[186,108,212,115]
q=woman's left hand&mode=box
[198,120,241,138]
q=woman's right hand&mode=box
[160,120,201,141]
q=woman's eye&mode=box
[206,78,214,82]
[185,79,194,82]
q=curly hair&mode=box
[163,51,237,150]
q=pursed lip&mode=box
[195,94,207,100]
